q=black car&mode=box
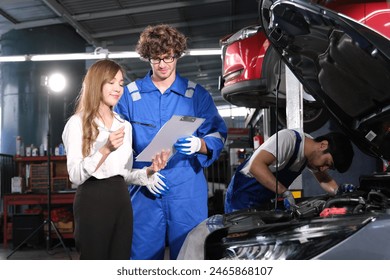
[178,0,390,260]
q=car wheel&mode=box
[277,104,329,133]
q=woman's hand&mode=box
[146,149,171,176]
[100,126,125,155]
[145,173,169,198]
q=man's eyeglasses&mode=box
[149,56,175,64]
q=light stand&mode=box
[7,73,71,259]
[44,87,71,257]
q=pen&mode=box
[130,121,156,128]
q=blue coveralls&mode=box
[115,71,227,259]
[225,130,306,213]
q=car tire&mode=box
[277,104,329,133]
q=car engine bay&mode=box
[203,173,390,259]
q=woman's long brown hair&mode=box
[74,59,124,157]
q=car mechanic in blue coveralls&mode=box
[115,24,227,260]
[225,129,355,213]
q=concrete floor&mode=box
[0,232,169,260]
[0,239,79,260]
[0,240,169,260]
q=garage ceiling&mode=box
[0,0,260,107]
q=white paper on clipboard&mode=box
[136,115,205,162]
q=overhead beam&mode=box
[0,7,18,23]
[42,0,99,46]
[74,0,231,21]
[93,13,258,39]
[13,18,64,29]
[10,0,231,34]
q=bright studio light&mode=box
[47,73,66,93]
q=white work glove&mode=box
[145,172,169,198]
[174,135,201,155]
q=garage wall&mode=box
[0,25,86,155]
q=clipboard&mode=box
[136,115,205,162]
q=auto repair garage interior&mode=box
[0,0,389,260]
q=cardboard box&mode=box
[11,177,22,193]
[56,221,73,233]
[45,221,73,233]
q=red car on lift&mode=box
[219,0,390,132]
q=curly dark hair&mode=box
[135,24,187,59]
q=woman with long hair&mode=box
[62,59,169,259]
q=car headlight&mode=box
[223,25,262,45]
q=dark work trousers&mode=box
[73,175,133,260]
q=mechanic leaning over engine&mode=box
[225,129,355,213]
[115,24,227,260]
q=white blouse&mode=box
[62,112,149,186]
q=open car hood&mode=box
[260,0,390,160]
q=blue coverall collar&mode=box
[144,70,188,96]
